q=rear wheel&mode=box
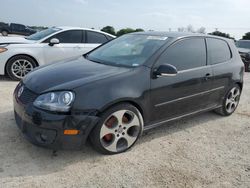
[6,55,37,81]
[90,103,143,154]
[214,85,241,116]
[1,30,8,36]
[244,62,250,72]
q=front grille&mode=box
[17,85,38,105]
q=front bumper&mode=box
[13,86,99,150]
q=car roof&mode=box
[56,26,116,37]
[131,31,232,41]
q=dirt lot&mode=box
[0,74,249,188]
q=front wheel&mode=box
[1,30,8,36]
[6,55,37,81]
[90,103,143,154]
[214,85,241,116]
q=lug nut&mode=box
[117,134,120,137]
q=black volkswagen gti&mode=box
[14,32,244,154]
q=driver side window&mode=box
[44,30,83,43]
[156,38,206,71]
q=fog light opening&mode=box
[40,133,48,142]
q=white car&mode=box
[0,27,115,80]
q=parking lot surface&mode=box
[0,74,249,187]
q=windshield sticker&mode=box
[132,64,139,67]
[147,36,168,40]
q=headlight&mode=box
[33,91,75,112]
[0,47,7,53]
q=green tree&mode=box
[101,26,116,35]
[116,28,144,36]
[208,31,234,40]
[135,28,144,32]
[242,32,250,40]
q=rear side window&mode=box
[157,38,206,71]
[86,31,108,44]
[206,38,231,64]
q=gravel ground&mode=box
[0,74,249,188]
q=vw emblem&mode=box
[18,86,24,98]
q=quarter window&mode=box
[206,38,231,64]
[86,31,108,44]
[157,38,206,71]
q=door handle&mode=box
[204,73,211,81]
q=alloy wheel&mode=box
[2,31,8,36]
[225,87,240,114]
[100,110,141,153]
[11,59,34,79]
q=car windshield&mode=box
[87,34,168,67]
[25,27,61,40]
[236,41,250,49]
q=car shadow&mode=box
[0,110,223,179]
[0,75,14,81]
[139,111,223,145]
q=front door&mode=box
[43,30,84,63]
[149,37,214,124]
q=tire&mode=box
[214,84,241,116]
[244,62,250,72]
[1,30,8,36]
[90,103,144,155]
[6,55,37,81]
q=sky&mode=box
[1,0,250,39]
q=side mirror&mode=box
[154,64,178,78]
[49,38,60,46]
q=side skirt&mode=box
[143,105,222,131]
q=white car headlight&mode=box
[33,91,75,112]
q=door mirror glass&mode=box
[154,64,178,78]
[49,38,60,46]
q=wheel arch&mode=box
[98,100,145,120]
[1,29,9,33]
[235,81,243,91]
[4,54,39,75]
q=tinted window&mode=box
[207,38,231,64]
[157,38,206,71]
[86,31,108,44]
[45,30,83,43]
[12,24,25,30]
[236,41,250,49]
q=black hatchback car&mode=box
[14,32,244,154]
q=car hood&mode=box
[0,37,35,45]
[23,56,131,94]
[238,48,250,54]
